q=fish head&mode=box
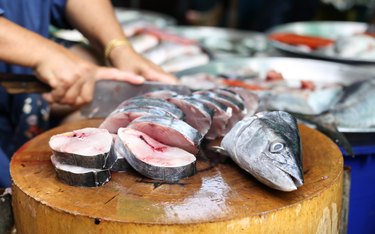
[223,111,304,191]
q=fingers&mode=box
[95,67,145,84]
[141,67,178,84]
[42,87,66,103]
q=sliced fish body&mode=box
[49,128,113,169]
[99,106,173,134]
[142,90,179,99]
[117,128,196,181]
[332,79,375,127]
[128,115,203,154]
[211,88,246,111]
[194,90,246,131]
[192,94,232,139]
[117,97,184,119]
[51,155,111,187]
[221,111,303,192]
[167,95,213,136]
[227,88,259,115]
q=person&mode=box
[0,0,177,188]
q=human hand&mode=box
[107,43,178,84]
[34,48,144,106]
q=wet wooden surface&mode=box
[10,119,343,234]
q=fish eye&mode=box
[270,142,284,153]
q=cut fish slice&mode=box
[194,90,246,132]
[117,128,196,181]
[99,106,173,134]
[192,94,232,139]
[117,97,184,119]
[49,128,113,169]
[142,90,179,99]
[167,95,213,136]
[51,155,111,187]
[128,115,202,154]
[107,136,131,172]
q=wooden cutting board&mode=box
[10,119,343,234]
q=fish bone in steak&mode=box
[49,128,113,169]
[128,115,203,154]
[117,128,196,181]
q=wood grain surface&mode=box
[10,119,343,234]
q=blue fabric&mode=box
[0,148,11,188]
[0,0,69,187]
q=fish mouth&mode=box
[278,166,304,190]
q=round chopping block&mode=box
[10,119,343,234]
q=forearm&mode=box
[0,17,66,68]
[65,0,129,54]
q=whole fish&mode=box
[220,111,303,192]
[331,79,375,128]
[289,79,375,156]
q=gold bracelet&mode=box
[104,39,130,61]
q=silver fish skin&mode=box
[192,94,233,139]
[117,97,184,119]
[99,106,174,134]
[332,79,375,128]
[228,88,259,116]
[128,115,203,154]
[167,95,213,136]
[221,111,303,192]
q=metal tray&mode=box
[267,21,375,64]
[175,57,375,133]
[52,8,176,43]
[114,8,176,27]
[166,26,268,59]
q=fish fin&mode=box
[288,111,354,157]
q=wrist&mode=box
[104,38,133,65]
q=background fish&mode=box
[220,111,303,192]
[332,79,375,128]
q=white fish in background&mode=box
[143,42,201,65]
[129,34,159,53]
[318,34,375,59]
[161,53,210,73]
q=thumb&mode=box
[95,67,145,84]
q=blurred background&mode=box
[111,0,375,31]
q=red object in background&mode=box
[266,70,284,81]
[268,33,334,50]
[300,80,316,90]
[221,79,266,91]
[136,28,197,45]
